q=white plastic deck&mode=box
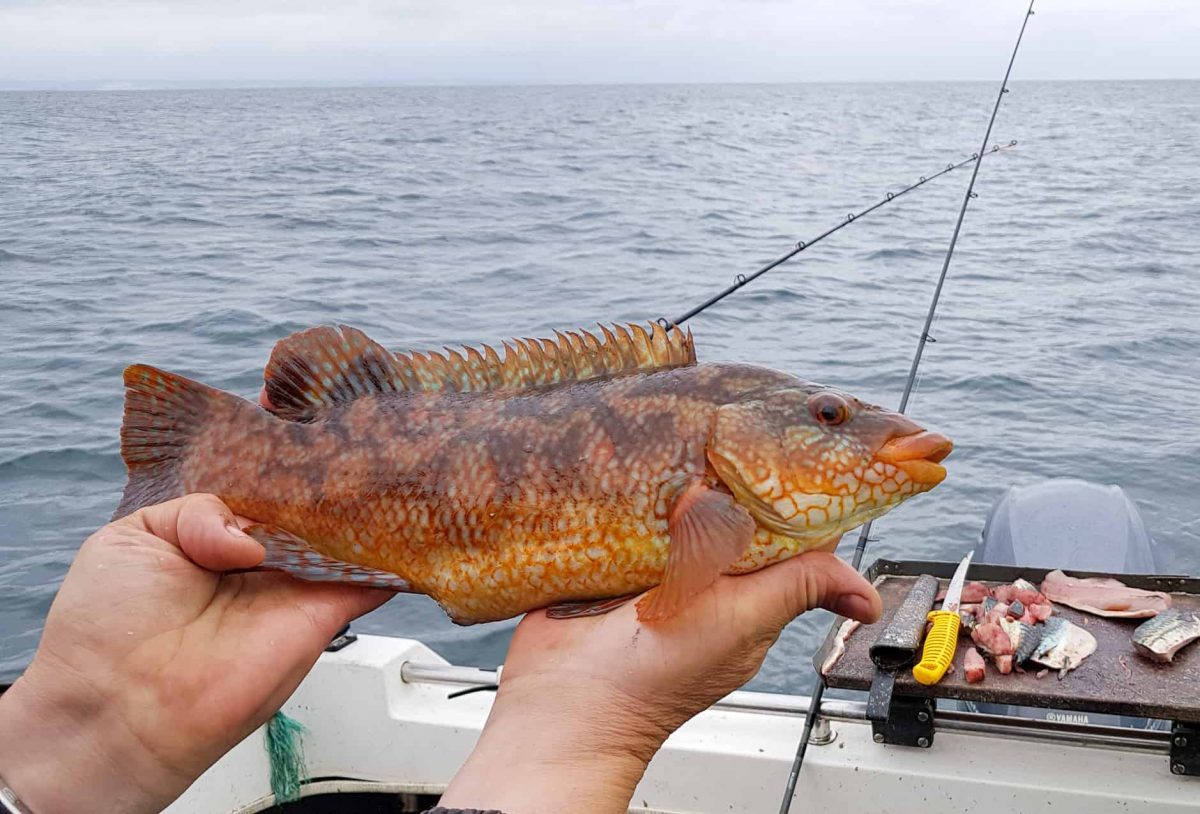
[167,634,1197,814]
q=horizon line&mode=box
[3,76,1198,93]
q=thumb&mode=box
[734,551,882,629]
[123,493,266,572]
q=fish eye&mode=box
[809,392,850,426]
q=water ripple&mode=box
[1,81,1198,691]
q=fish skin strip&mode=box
[1040,569,1171,619]
[821,618,863,676]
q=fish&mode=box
[1012,620,1044,664]
[991,584,1016,604]
[964,647,986,683]
[1029,603,1053,622]
[980,601,1010,627]
[999,616,1043,666]
[1011,578,1047,608]
[961,581,991,604]
[1132,609,1200,664]
[115,322,953,625]
[820,618,863,676]
[1031,617,1096,678]
[1040,570,1171,619]
[971,622,1013,659]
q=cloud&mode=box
[0,0,1197,85]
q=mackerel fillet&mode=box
[117,323,952,624]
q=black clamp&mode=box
[866,671,935,748]
[1171,721,1200,777]
[865,572,939,748]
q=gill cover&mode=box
[707,388,928,537]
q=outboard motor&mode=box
[977,478,1159,574]
[963,478,1165,729]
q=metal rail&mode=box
[400,661,1171,755]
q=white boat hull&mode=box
[166,634,1198,813]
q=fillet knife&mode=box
[913,552,973,685]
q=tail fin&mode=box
[115,364,250,519]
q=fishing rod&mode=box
[666,141,1017,327]
[777,2,1037,812]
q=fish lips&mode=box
[875,430,953,487]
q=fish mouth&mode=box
[876,430,953,486]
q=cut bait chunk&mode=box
[961,581,991,604]
[964,647,986,683]
[1132,609,1200,664]
[1031,617,1096,678]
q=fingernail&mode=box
[226,522,253,541]
[832,594,873,621]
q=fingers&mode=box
[123,494,265,572]
[814,535,842,555]
[265,577,395,640]
[307,584,395,634]
[732,551,882,629]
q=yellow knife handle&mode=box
[912,610,960,686]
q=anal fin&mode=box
[546,595,636,620]
[245,524,412,592]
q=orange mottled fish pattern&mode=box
[118,323,952,624]
[183,365,785,622]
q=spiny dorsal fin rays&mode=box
[262,321,696,422]
[390,321,696,395]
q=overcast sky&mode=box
[1,0,1197,87]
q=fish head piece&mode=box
[707,384,952,542]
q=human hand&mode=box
[0,494,392,814]
[439,550,881,814]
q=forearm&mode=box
[0,668,179,814]
[438,678,668,814]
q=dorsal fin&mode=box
[264,325,408,422]
[395,321,696,393]
[263,321,696,421]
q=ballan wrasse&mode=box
[116,323,953,624]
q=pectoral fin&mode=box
[636,481,756,623]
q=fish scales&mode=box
[183,365,791,619]
[117,322,953,624]
[1132,609,1200,663]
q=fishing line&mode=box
[777,3,1037,811]
[662,142,1017,329]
